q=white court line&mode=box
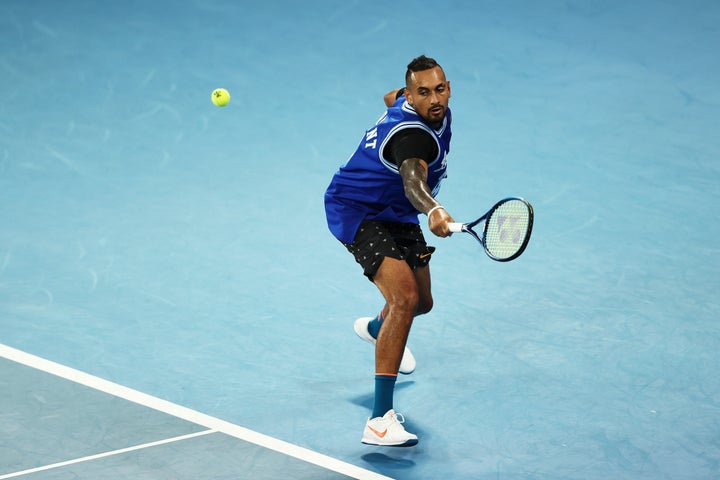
[0,343,393,480]
[0,430,215,479]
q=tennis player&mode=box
[324,55,455,446]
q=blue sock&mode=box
[372,374,397,418]
[368,313,383,339]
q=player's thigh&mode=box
[373,257,419,311]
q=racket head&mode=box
[482,197,534,261]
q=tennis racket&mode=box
[448,197,534,261]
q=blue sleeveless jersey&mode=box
[324,97,452,244]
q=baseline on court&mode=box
[0,343,392,480]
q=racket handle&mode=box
[448,222,464,233]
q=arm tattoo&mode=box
[399,157,440,214]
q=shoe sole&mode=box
[361,438,419,447]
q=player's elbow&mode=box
[384,89,400,106]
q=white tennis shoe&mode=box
[362,409,418,447]
[354,317,416,374]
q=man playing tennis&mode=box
[324,55,455,447]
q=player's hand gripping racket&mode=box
[448,197,534,261]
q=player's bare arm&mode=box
[384,89,402,107]
[399,158,454,237]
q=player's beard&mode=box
[425,105,446,125]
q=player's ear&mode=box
[447,81,451,99]
[404,88,414,107]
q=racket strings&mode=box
[484,200,531,259]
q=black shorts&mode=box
[343,221,435,281]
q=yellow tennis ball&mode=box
[211,88,230,107]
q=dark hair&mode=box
[405,55,441,84]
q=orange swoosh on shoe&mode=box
[368,426,388,438]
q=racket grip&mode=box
[447,222,464,233]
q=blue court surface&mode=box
[1,1,719,479]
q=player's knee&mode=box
[401,291,421,313]
[391,288,419,317]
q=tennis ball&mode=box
[211,88,230,107]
